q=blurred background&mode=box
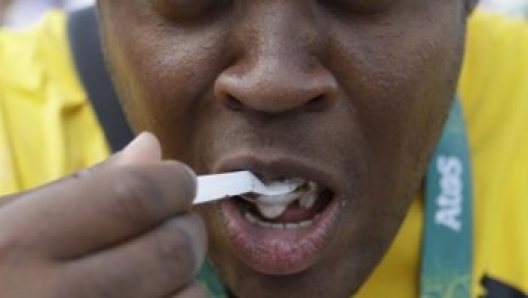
[481,0,528,17]
[1,0,528,28]
[0,0,93,28]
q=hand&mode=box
[0,133,208,298]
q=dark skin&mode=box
[98,0,478,297]
[0,0,13,23]
[0,0,478,297]
[0,134,209,297]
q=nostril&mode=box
[304,95,329,112]
[223,95,245,111]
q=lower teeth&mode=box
[244,212,315,229]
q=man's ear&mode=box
[466,0,480,14]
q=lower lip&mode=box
[220,196,340,275]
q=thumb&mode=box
[71,131,163,176]
[115,131,163,166]
[0,132,163,207]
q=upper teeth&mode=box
[241,180,320,219]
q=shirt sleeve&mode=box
[0,12,110,194]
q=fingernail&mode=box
[123,132,151,153]
[117,132,162,165]
[181,164,197,180]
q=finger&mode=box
[66,131,162,180]
[116,131,162,166]
[64,214,206,298]
[167,282,210,298]
[0,192,25,208]
[0,160,197,258]
[0,152,122,207]
[0,132,159,209]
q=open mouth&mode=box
[235,178,334,229]
[219,173,340,274]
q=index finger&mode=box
[0,132,161,209]
[0,160,197,259]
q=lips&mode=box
[212,156,341,275]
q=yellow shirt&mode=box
[0,11,109,193]
[360,10,528,297]
[1,9,527,297]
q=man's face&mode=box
[99,1,470,297]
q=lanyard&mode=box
[197,98,474,298]
[421,97,473,298]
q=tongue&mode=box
[266,202,320,223]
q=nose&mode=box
[214,6,338,114]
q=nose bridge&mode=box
[248,2,311,62]
[214,2,337,114]
[244,2,318,79]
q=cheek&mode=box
[331,20,462,120]
[326,10,465,207]
[106,32,203,125]
[102,15,232,158]
[326,3,464,122]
